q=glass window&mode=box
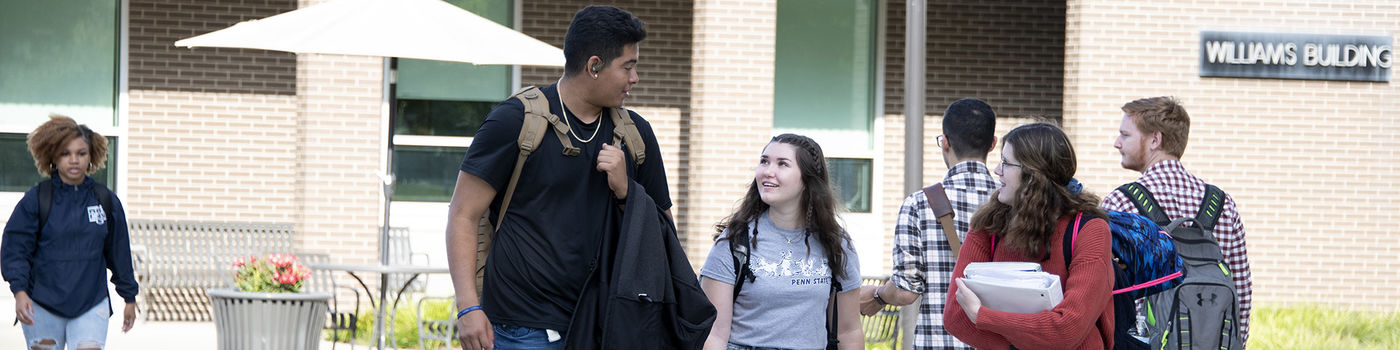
[391,0,514,202]
[773,0,877,145]
[394,0,513,103]
[1,134,117,192]
[776,0,878,214]
[0,1,119,127]
[828,158,871,213]
[395,99,494,137]
[392,146,467,202]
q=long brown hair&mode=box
[970,123,1104,261]
[716,134,851,279]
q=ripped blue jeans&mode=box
[22,299,109,350]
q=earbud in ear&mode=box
[592,64,603,72]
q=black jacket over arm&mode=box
[565,181,716,349]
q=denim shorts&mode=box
[493,324,563,350]
[22,298,110,350]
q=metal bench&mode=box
[128,220,295,322]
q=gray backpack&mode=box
[1119,183,1243,350]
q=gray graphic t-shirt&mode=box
[700,211,861,349]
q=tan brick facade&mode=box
[122,0,385,266]
[124,91,299,222]
[1064,0,1400,310]
[11,0,1395,314]
[683,0,780,266]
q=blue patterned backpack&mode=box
[1058,208,1186,350]
[1057,211,1184,299]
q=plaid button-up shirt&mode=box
[1101,160,1254,343]
[890,161,998,350]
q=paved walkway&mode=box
[0,293,358,349]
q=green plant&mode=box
[232,253,310,293]
[324,298,457,349]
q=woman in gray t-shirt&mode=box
[699,134,862,350]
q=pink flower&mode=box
[234,253,310,293]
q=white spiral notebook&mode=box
[959,262,1064,313]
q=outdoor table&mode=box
[308,263,450,350]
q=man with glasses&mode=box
[858,98,999,350]
[1100,96,1254,345]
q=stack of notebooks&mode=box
[958,262,1064,313]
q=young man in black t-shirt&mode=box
[445,6,671,350]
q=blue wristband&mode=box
[457,305,483,319]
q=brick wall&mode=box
[883,0,1065,119]
[685,0,778,266]
[125,0,302,224]
[293,51,385,264]
[1065,0,1400,310]
[125,0,385,265]
[128,0,296,95]
[520,0,694,109]
[124,91,299,222]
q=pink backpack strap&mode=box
[990,235,997,260]
[1071,212,1083,251]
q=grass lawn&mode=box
[1250,304,1400,350]
[864,304,1400,350]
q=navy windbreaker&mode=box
[1,174,139,318]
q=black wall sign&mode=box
[1200,31,1392,82]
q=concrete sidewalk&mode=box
[0,293,357,349]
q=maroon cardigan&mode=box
[943,214,1115,350]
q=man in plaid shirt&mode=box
[859,98,999,349]
[1101,96,1254,345]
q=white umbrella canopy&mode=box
[174,0,563,67]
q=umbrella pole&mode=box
[375,57,398,350]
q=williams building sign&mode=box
[1200,31,1392,82]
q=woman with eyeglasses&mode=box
[943,123,1115,350]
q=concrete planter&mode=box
[207,288,332,350]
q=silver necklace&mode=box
[557,80,601,143]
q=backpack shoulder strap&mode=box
[1063,212,1089,269]
[608,108,647,166]
[730,223,755,298]
[37,180,52,240]
[497,87,550,231]
[1195,184,1225,231]
[513,86,580,157]
[922,183,961,258]
[1116,182,1170,226]
[495,86,581,231]
[826,271,841,349]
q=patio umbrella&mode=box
[174,0,564,66]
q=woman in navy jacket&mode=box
[2,115,139,349]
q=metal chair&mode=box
[387,227,430,293]
[300,253,363,350]
[860,276,902,347]
[416,296,457,350]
